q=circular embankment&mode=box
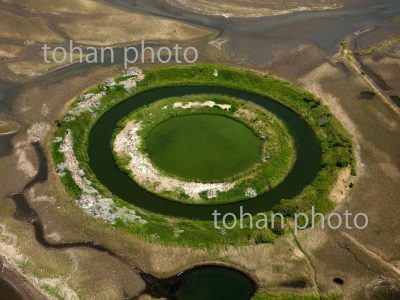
[112,94,295,205]
[90,85,320,219]
[53,65,354,246]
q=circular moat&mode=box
[88,85,322,220]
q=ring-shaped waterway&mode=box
[88,85,321,220]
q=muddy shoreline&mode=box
[105,0,400,64]
[0,256,46,300]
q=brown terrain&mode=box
[0,0,399,299]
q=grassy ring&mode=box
[52,65,354,246]
[111,94,296,205]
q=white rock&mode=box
[245,188,257,198]
[104,78,116,87]
[207,189,218,199]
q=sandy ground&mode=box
[295,41,400,298]
[0,44,25,58]
[0,10,64,43]
[58,12,209,46]
[0,0,213,81]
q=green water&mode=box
[145,114,262,181]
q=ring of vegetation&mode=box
[52,65,354,246]
[112,94,295,205]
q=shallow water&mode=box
[359,91,376,100]
[106,0,400,64]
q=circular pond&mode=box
[88,85,321,220]
[145,114,262,182]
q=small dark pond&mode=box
[359,91,375,100]
[145,265,256,300]
[280,280,307,289]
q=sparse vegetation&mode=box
[41,284,64,300]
